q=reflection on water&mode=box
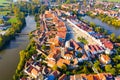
[82,16,120,36]
[0,16,36,80]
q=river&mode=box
[0,16,36,80]
[81,16,120,36]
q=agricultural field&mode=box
[0,0,10,7]
[0,0,11,15]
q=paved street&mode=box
[66,21,98,45]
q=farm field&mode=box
[0,0,11,15]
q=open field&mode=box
[0,0,11,15]
[8,17,17,23]
[0,0,10,6]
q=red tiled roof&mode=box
[58,74,67,80]
[100,38,113,50]
[51,70,60,78]
[70,39,80,50]
[57,58,70,68]
[57,31,66,39]
[31,68,39,76]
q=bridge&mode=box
[15,33,29,35]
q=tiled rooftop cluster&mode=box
[20,9,118,80]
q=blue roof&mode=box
[47,75,55,80]
[58,37,63,42]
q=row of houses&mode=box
[21,9,116,80]
[67,18,114,54]
[21,53,68,80]
[70,73,114,80]
[94,8,119,17]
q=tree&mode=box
[78,37,88,45]
[110,33,116,42]
[117,35,120,42]
[82,66,90,74]
[105,64,116,75]
[116,64,120,74]
[74,0,77,3]
[52,64,58,71]
[32,0,40,4]
[93,60,102,72]
[95,27,103,33]
[39,5,47,14]
[90,22,96,28]
[41,44,46,50]
[112,55,120,64]
[65,0,70,4]
[13,6,20,17]
[77,52,82,58]
[0,36,3,48]
[61,64,67,72]
[0,19,4,24]
[37,22,40,28]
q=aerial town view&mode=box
[0,0,120,80]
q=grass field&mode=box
[8,17,18,23]
[0,0,10,6]
[0,0,11,15]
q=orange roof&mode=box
[58,74,67,80]
[100,54,110,63]
[97,73,106,80]
[31,68,39,77]
[64,53,73,58]
[58,21,65,27]
[53,17,59,23]
[47,60,56,67]
[57,58,70,68]
[45,14,53,18]
[48,47,61,60]
[70,73,113,80]
[73,58,78,65]
[86,74,94,80]
[50,47,61,54]
[70,39,80,50]
[82,54,87,59]
[49,37,60,46]
[57,31,66,39]
[57,27,66,31]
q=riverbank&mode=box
[81,15,120,36]
[13,39,37,80]
[0,13,26,50]
[86,12,120,28]
[0,16,36,80]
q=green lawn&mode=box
[8,17,18,23]
[0,0,7,3]
[0,0,10,7]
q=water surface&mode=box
[82,16,120,36]
[0,16,36,80]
